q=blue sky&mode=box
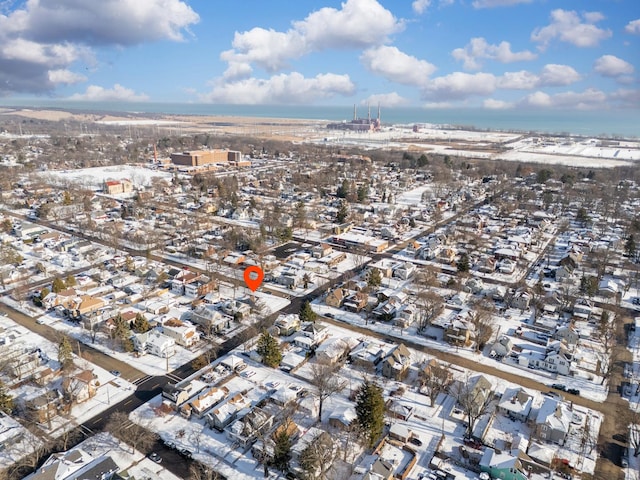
[0,0,638,110]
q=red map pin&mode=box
[243,265,264,292]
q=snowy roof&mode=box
[535,397,571,433]
[498,387,533,416]
[480,447,518,470]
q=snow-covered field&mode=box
[37,165,172,189]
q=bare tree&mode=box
[416,290,444,333]
[450,375,494,436]
[189,463,220,480]
[299,432,336,480]
[595,310,617,385]
[419,360,452,407]
[469,300,496,353]
[106,412,157,454]
[309,363,347,423]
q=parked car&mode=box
[409,436,423,446]
[179,449,193,459]
[110,370,121,377]
[149,453,162,463]
[567,388,580,396]
[551,383,566,391]
[163,440,176,450]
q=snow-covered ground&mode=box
[311,302,608,403]
[130,319,603,479]
[0,315,135,439]
[37,165,172,189]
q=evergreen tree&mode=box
[40,287,50,300]
[272,428,292,472]
[576,207,590,226]
[457,252,470,272]
[299,300,317,323]
[58,336,74,369]
[52,277,66,293]
[336,200,349,223]
[355,379,385,448]
[0,380,14,414]
[65,274,76,287]
[625,234,636,258]
[357,184,369,202]
[132,313,151,333]
[417,154,429,168]
[367,268,382,288]
[256,330,282,368]
[336,179,350,199]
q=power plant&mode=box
[327,103,381,132]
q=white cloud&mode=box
[494,64,581,90]
[520,88,608,109]
[532,9,612,49]
[8,0,199,45]
[222,61,253,81]
[361,46,436,86]
[48,69,86,85]
[609,88,640,107]
[412,0,431,14]
[424,72,497,100]
[625,19,640,35]
[423,102,454,108]
[593,55,634,77]
[538,64,582,86]
[452,37,536,70]
[69,84,149,102]
[521,91,552,107]
[498,71,539,89]
[472,0,532,8]
[483,98,513,109]
[201,72,355,105]
[0,0,198,95]
[222,0,403,73]
[362,92,410,107]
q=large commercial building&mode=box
[170,149,241,167]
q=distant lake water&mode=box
[1,100,638,138]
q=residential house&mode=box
[206,392,252,431]
[328,406,357,430]
[509,290,531,310]
[162,381,206,410]
[225,407,274,448]
[554,264,574,282]
[534,397,571,444]
[325,288,347,308]
[381,343,411,380]
[553,325,580,346]
[443,312,474,347]
[191,304,232,332]
[160,318,200,347]
[292,322,329,351]
[343,292,368,312]
[491,336,514,357]
[497,388,533,422]
[25,391,62,424]
[60,369,98,406]
[131,330,176,358]
[273,314,301,337]
[386,399,414,421]
[349,341,386,372]
[539,345,572,376]
[315,337,351,365]
[0,412,25,450]
[479,448,528,480]
[393,262,416,280]
[189,386,229,419]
